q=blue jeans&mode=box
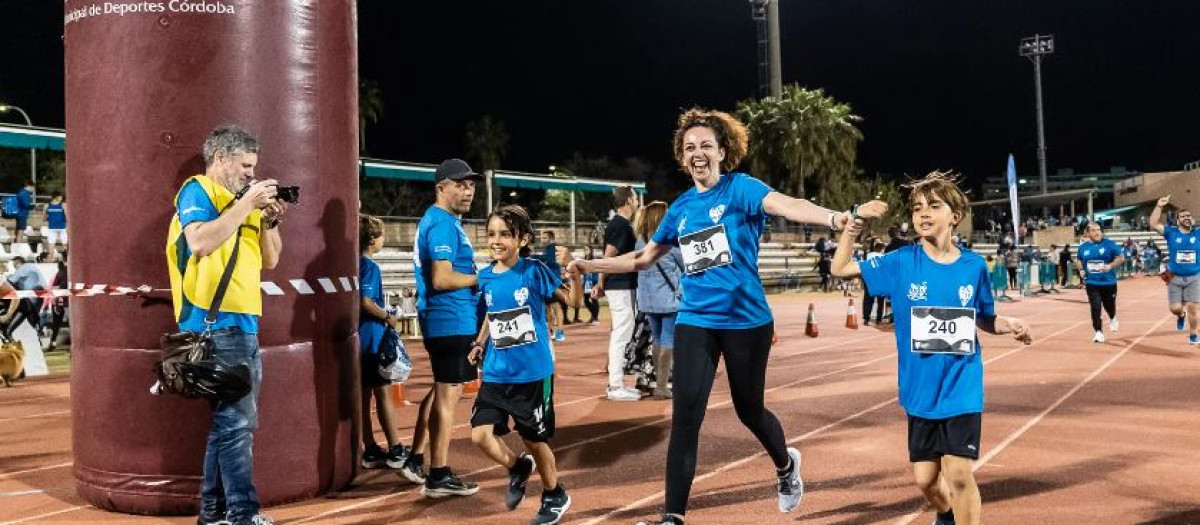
[646,312,677,349]
[199,328,262,521]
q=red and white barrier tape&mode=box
[0,277,359,299]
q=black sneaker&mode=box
[398,453,426,484]
[196,512,229,525]
[506,453,536,510]
[634,515,684,525]
[531,485,571,525]
[384,444,410,469]
[228,514,274,525]
[932,509,956,525]
[421,469,479,498]
[776,447,803,512]
[360,444,386,469]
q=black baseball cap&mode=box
[434,158,483,182]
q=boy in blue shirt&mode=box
[467,205,574,525]
[1073,222,1125,343]
[832,172,1032,525]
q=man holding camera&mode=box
[166,125,286,525]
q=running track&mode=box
[2,277,1198,524]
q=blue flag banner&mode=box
[1007,154,1021,244]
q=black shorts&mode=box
[360,352,390,390]
[470,376,555,443]
[423,335,478,384]
[907,412,982,462]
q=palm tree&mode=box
[359,78,384,154]
[738,85,863,200]
[464,115,509,172]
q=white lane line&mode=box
[0,396,65,407]
[892,316,1167,525]
[577,321,1088,525]
[293,340,907,523]
[0,410,69,423]
[0,505,88,525]
[0,463,72,481]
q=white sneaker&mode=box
[606,387,641,401]
[777,447,803,512]
[1092,331,1106,343]
[1109,318,1119,332]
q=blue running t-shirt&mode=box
[1077,238,1122,286]
[1163,226,1199,277]
[414,205,479,338]
[860,245,995,419]
[651,172,773,329]
[477,258,558,384]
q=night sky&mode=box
[3,0,1198,188]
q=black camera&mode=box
[276,185,300,204]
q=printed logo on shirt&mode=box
[485,291,494,307]
[709,204,726,224]
[907,282,928,301]
[958,285,974,307]
[1176,238,1183,244]
[180,206,206,216]
[1099,248,1106,255]
[678,216,687,234]
[514,287,529,306]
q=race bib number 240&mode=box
[910,307,977,355]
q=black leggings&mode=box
[1007,266,1019,289]
[582,294,600,322]
[1085,284,1117,331]
[665,322,788,516]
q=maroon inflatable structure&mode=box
[64,1,360,514]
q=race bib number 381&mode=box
[487,306,537,349]
[910,307,977,355]
[680,223,733,274]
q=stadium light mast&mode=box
[1019,34,1054,195]
[750,0,781,98]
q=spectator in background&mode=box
[534,230,569,340]
[14,180,35,244]
[595,185,642,402]
[862,241,886,325]
[3,255,46,340]
[579,246,601,324]
[399,287,417,336]
[1005,247,1021,290]
[885,225,911,253]
[357,214,409,472]
[44,194,67,250]
[1059,243,1073,286]
[634,201,683,400]
[46,256,68,351]
[814,236,828,255]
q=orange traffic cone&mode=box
[805,303,819,338]
[845,298,859,329]
[390,383,413,406]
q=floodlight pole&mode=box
[750,0,782,98]
[1019,34,1054,196]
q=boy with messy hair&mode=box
[831,171,1032,525]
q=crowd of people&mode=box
[163,114,1197,525]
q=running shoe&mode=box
[531,485,571,524]
[606,387,641,401]
[385,444,410,469]
[422,469,479,498]
[1178,314,1187,331]
[228,515,273,525]
[506,453,536,510]
[1092,331,1106,343]
[360,444,387,469]
[196,513,229,525]
[1190,333,1199,345]
[553,329,567,342]
[398,453,426,484]
[1109,318,1119,332]
[635,514,685,525]
[777,447,804,513]
[932,509,956,525]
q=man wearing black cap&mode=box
[401,158,483,497]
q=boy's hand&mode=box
[468,342,485,366]
[999,316,1032,344]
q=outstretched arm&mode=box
[978,315,1032,344]
[1149,195,1170,235]
[562,241,672,275]
[763,192,848,229]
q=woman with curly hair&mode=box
[565,108,886,525]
